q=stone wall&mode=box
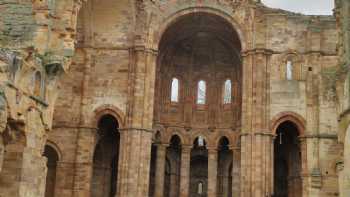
[336,0,350,197]
[0,0,346,197]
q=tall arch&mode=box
[217,136,233,197]
[153,10,243,197]
[164,135,182,196]
[190,136,208,197]
[273,121,302,197]
[43,145,59,197]
[91,114,120,197]
[152,7,246,52]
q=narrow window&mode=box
[171,78,179,102]
[286,60,293,80]
[223,79,232,104]
[197,182,203,194]
[197,80,206,104]
[34,71,42,97]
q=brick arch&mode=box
[270,111,306,136]
[167,133,185,146]
[151,6,246,51]
[215,135,233,148]
[192,133,210,147]
[93,105,125,128]
[166,130,186,145]
[45,140,62,161]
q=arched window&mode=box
[286,60,293,80]
[197,80,206,104]
[34,71,42,97]
[43,145,59,197]
[223,79,232,104]
[171,78,179,102]
[197,182,203,194]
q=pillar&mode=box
[179,145,191,197]
[71,128,95,197]
[207,147,218,196]
[117,128,153,197]
[154,144,168,197]
[232,148,241,197]
[240,49,272,197]
[116,44,157,196]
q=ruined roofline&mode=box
[256,1,335,19]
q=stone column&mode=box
[207,147,218,196]
[179,145,191,197]
[232,148,241,197]
[72,128,95,197]
[117,128,153,197]
[154,144,168,197]
[299,137,309,197]
[116,45,157,196]
[55,161,76,197]
[240,49,272,197]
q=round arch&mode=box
[151,7,246,51]
[215,135,233,148]
[45,140,62,161]
[93,105,125,128]
[167,133,184,146]
[270,112,306,136]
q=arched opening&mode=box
[153,12,242,128]
[274,121,302,197]
[91,114,120,197]
[217,137,233,197]
[197,80,207,105]
[223,80,232,104]
[153,11,243,197]
[43,145,59,197]
[286,60,293,80]
[190,136,208,197]
[171,77,180,102]
[164,135,182,196]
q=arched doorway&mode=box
[274,121,302,197]
[164,135,182,197]
[217,137,233,197]
[43,145,59,197]
[190,137,208,197]
[91,114,120,197]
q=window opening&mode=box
[197,80,206,104]
[223,79,232,104]
[171,78,179,102]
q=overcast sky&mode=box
[261,0,334,15]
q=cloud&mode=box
[261,0,334,15]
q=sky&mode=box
[261,0,334,15]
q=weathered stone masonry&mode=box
[0,0,349,197]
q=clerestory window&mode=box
[286,60,293,80]
[170,78,179,102]
[197,80,206,104]
[223,79,232,104]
